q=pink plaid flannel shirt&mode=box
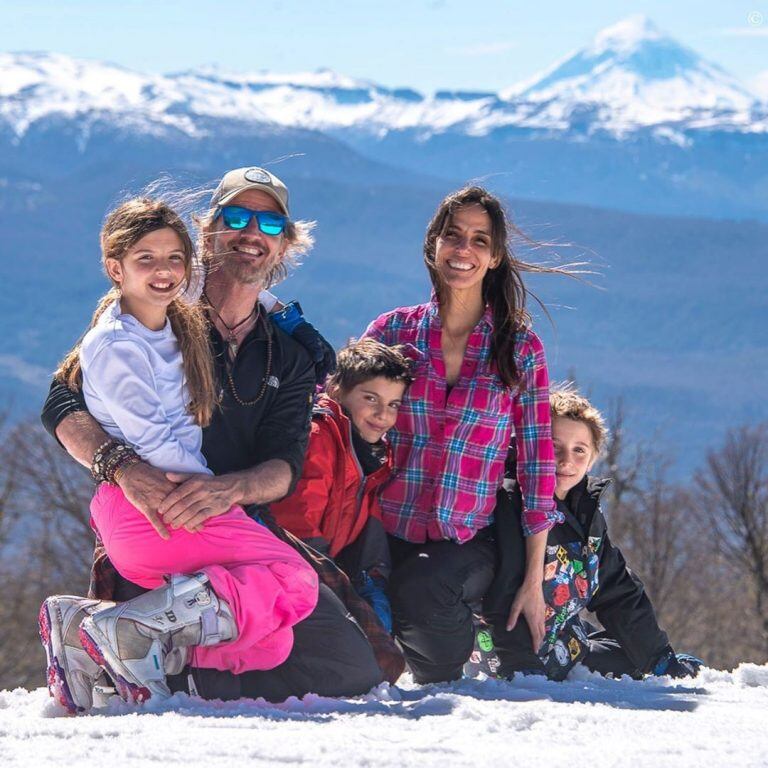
[363,301,559,543]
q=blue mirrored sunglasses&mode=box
[219,206,287,236]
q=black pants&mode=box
[484,615,640,679]
[115,575,383,702]
[581,628,639,678]
[388,532,497,684]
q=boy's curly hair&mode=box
[549,384,608,455]
[327,338,414,393]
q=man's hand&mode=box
[118,462,176,540]
[159,472,240,532]
[506,579,546,652]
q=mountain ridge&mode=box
[2,16,765,142]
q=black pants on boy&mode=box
[114,577,383,702]
[388,531,497,684]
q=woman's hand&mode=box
[508,528,548,651]
[506,578,546,652]
[159,472,240,532]
[118,462,176,540]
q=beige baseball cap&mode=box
[210,166,290,216]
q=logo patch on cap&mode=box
[244,167,272,184]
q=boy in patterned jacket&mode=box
[473,386,703,681]
[270,338,414,632]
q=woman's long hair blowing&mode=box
[55,198,217,427]
[424,186,577,389]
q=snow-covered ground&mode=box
[3,665,768,767]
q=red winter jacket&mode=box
[270,394,392,558]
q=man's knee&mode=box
[290,585,383,696]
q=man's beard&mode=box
[210,251,280,288]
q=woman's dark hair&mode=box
[424,186,558,388]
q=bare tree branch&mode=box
[699,423,768,657]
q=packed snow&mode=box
[3,665,768,767]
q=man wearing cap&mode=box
[41,167,387,704]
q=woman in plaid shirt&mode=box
[363,186,561,683]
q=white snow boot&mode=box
[78,573,236,704]
[38,595,117,714]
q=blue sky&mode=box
[2,0,767,91]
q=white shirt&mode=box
[80,300,211,475]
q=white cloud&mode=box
[0,355,49,386]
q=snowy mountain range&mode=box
[3,15,766,222]
[1,16,765,143]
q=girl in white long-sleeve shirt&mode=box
[80,299,211,476]
[41,197,317,710]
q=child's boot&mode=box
[78,573,236,704]
[39,595,117,714]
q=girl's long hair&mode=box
[55,197,217,427]
[424,186,571,389]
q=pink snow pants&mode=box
[90,483,319,674]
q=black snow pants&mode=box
[387,530,497,684]
[114,576,383,702]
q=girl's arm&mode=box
[82,338,210,476]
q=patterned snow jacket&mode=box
[539,476,670,680]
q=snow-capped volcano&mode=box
[502,15,757,131]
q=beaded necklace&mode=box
[203,293,274,407]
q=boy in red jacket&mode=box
[270,338,414,632]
